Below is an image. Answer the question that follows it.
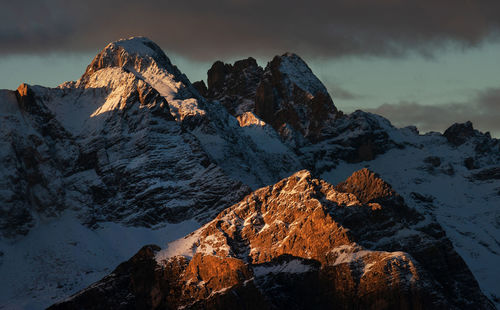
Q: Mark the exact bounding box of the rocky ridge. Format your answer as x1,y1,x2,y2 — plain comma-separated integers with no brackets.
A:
50,170,493,309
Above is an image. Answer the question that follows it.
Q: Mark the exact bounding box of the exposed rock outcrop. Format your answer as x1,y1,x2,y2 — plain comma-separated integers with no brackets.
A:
444,121,477,146
201,54,340,143
444,121,500,154
81,37,189,88
199,55,396,165
50,170,493,309
335,168,396,204
471,167,500,181
203,57,264,117
255,53,340,142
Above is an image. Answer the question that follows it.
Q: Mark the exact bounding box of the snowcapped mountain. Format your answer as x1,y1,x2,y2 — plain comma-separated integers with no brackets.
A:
0,36,499,309
1,37,252,308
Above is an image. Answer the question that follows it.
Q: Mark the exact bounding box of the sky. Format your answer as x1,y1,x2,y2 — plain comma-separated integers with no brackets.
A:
1,0,499,137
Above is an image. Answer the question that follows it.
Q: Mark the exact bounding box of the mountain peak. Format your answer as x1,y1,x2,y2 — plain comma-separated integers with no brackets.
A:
80,36,178,82
335,168,397,204
108,36,164,58
269,52,328,97
254,52,340,141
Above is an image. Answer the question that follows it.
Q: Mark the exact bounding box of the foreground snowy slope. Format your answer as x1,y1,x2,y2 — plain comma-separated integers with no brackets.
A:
0,214,199,309
0,36,498,308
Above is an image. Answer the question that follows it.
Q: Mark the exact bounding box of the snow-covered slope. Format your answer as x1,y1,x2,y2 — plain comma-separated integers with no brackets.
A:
0,212,199,309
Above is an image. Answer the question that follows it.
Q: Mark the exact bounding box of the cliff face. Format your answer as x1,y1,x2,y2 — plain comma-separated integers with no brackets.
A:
254,54,339,142
50,170,493,310
200,53,340,145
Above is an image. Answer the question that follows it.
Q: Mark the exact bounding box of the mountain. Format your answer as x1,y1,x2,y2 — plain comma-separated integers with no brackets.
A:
0,37,251,308
1,37,251,233
199,53,340,143
0,36,499,309
49,170,492,309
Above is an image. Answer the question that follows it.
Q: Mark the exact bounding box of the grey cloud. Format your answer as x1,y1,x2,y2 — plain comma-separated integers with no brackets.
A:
328,84,361,100
2,0,500,60
366,88,500,137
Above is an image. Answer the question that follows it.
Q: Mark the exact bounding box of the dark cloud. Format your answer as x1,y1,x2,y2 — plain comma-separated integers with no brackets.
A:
328,85,361,100
366,88,500,137
2,0,500,60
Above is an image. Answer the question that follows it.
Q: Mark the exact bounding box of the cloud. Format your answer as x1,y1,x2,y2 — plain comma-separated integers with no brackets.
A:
366,88,500,137
2,0,500,60
328,84,361,100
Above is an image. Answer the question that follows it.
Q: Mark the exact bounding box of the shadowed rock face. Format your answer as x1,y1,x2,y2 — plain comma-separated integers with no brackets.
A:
201,54,340,143
443,121,500,156
471,167,500,180
255,54,339,141
50,170,493,310
0,37,252,237
444,121,477,146
199,56,401,165
202,57,264,116
0,84,79,237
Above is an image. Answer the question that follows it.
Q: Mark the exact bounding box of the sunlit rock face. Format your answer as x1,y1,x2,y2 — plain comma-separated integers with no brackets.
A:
236,111,266,127
82,37,165,75
335,168,397,204
50,170,493,310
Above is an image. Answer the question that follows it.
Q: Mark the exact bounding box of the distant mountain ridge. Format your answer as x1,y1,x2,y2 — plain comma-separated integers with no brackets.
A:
0,37,499,309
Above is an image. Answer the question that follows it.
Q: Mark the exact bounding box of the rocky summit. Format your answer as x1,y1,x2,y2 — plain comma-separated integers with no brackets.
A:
0,37,499,309
49,170,492,309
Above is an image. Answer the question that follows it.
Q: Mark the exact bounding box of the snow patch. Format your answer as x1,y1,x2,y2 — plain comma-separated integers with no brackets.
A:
0,211,199,309
112,37,158,57
155,227,204,262
278,53,328,97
